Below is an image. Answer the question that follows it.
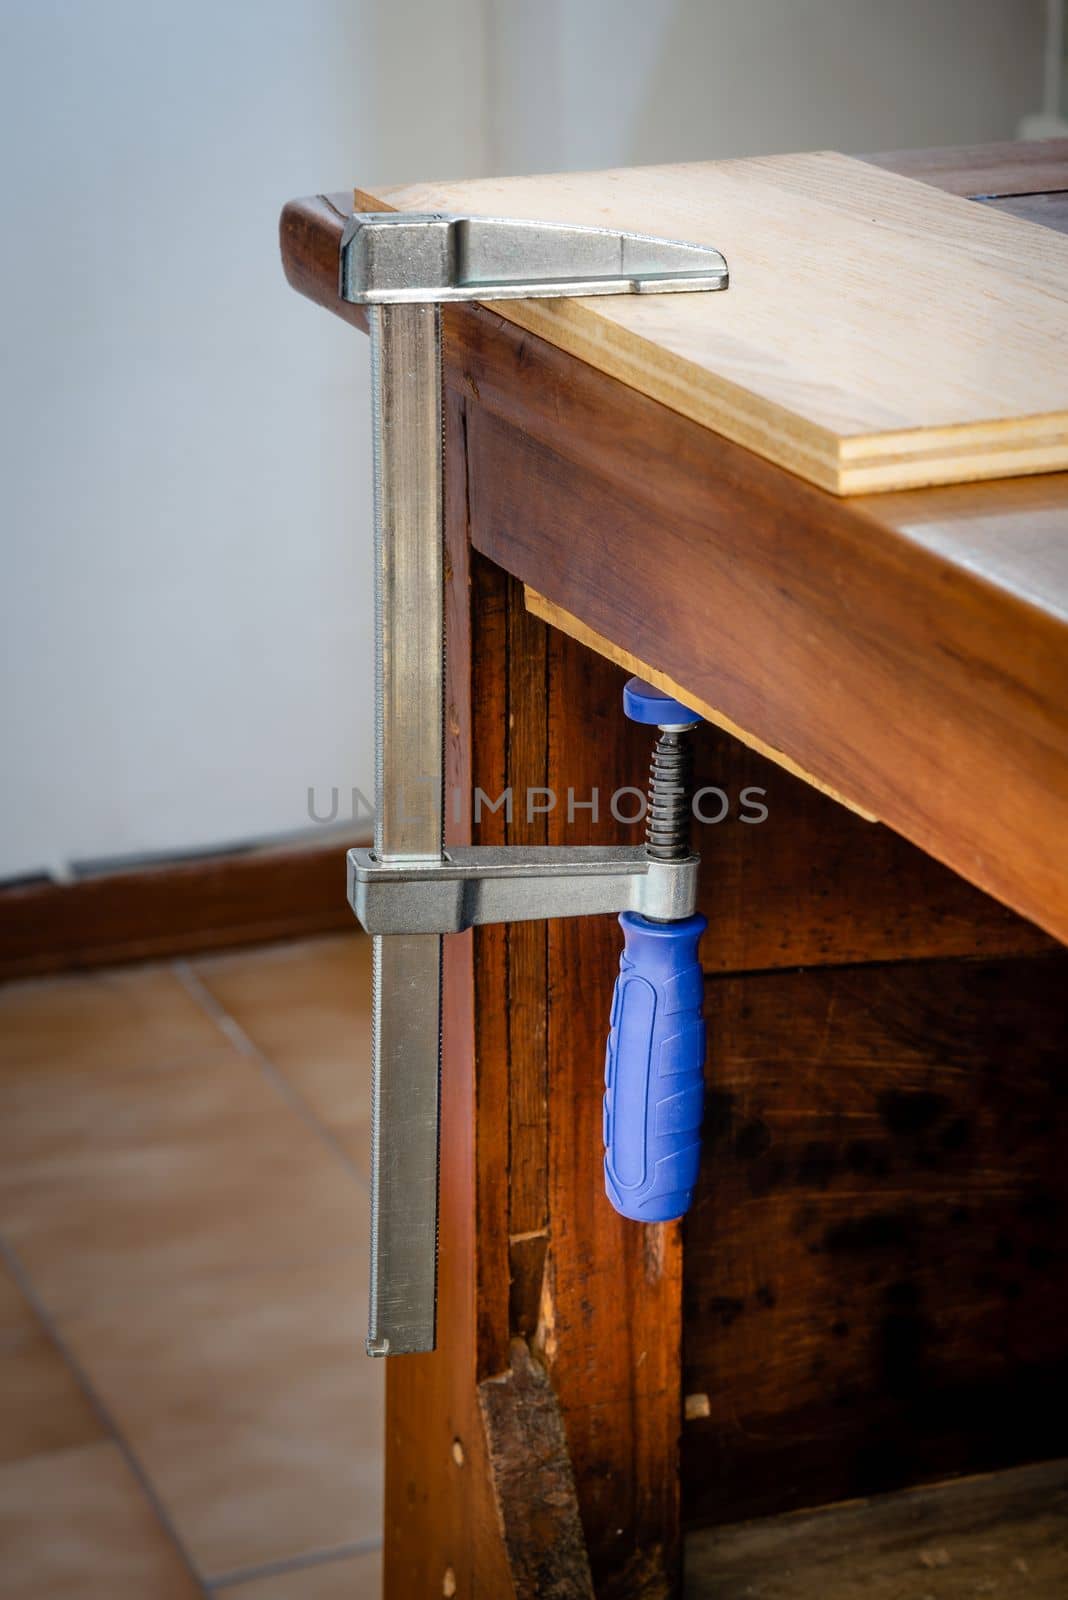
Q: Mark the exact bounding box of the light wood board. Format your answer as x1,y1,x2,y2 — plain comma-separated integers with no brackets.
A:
358,152,1068,495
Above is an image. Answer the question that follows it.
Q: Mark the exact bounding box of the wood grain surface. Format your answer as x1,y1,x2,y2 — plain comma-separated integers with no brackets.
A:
683,951,1068,1527
468,557,686,1594
502,626,1052,977
278,192,368,334
544,615,685,1597
461,570,1064,1573
359,152,1068,494
478,1341,595,1600
685,1457,1068,1599
524,588,877,819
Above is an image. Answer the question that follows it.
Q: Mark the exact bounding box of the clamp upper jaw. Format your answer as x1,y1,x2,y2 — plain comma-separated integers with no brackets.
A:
340,211,728,304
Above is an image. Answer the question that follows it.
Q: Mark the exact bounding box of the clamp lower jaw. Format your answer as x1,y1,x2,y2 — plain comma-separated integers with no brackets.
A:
349,844,699,937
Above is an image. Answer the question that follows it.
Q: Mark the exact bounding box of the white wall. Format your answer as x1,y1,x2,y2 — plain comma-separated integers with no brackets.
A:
1021,0,1068,136
0,0,488,880
486,0,1046,173
0,0,1046,880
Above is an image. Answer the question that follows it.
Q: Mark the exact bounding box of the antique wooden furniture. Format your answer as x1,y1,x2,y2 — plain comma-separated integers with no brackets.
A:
281,142,1068,1598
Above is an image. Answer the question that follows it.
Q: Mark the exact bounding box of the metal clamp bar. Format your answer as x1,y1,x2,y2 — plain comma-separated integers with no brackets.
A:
345,209,727,1358
349,845,699,936
365,302,444,1357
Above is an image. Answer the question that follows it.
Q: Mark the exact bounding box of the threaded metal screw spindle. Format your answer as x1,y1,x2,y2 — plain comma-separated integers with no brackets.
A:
645,727,695,861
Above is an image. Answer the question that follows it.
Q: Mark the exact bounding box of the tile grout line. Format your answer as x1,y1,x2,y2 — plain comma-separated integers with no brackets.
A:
209,1535,384,1591
174,960,369,1191
0,1232,212,1599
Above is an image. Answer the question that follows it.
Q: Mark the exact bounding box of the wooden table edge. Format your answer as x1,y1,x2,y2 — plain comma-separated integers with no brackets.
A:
277,145,1068,944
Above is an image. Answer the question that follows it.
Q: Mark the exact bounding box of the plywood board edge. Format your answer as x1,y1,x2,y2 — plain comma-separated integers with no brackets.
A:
839,438,1068,494
357,182,1068,498
489,296,845,492
355,184,843,492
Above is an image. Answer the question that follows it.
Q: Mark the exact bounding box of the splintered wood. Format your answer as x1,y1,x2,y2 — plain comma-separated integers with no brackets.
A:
358,152,1068,494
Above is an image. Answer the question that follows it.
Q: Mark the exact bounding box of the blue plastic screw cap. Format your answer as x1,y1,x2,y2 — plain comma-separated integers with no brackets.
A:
622,676,702,727
603,911,707,1222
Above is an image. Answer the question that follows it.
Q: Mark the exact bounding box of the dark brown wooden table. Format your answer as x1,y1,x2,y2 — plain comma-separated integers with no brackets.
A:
281,142,1068,1599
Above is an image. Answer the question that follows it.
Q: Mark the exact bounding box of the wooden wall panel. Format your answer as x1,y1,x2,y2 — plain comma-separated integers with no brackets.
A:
688,723,1052,973
472,604,1068,1551
545,625,684,1597
683,952,1068,1528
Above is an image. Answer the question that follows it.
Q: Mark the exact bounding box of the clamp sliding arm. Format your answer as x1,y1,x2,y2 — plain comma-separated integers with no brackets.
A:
344,210,727,1355
349,844,698,934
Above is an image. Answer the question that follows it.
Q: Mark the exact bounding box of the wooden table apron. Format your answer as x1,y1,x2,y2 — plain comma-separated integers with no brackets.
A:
278,142,1068,1599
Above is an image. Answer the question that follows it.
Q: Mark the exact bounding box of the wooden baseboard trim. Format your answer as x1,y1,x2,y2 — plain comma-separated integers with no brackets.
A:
0,838,367,983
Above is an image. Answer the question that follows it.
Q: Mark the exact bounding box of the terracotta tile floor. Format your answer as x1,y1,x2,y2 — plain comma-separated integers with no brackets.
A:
0,933,382,1597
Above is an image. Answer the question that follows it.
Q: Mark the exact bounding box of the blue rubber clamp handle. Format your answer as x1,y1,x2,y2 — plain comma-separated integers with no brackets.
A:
603,910,707,1222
